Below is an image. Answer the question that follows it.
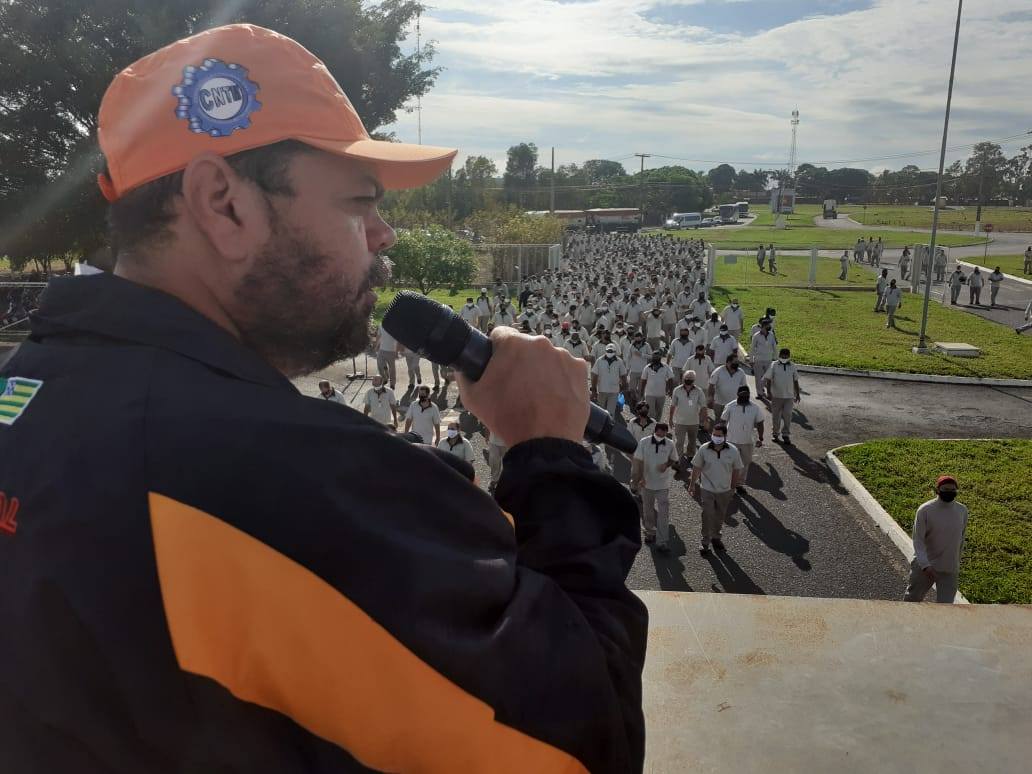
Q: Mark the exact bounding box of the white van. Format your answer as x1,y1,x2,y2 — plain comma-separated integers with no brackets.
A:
664,212,703,229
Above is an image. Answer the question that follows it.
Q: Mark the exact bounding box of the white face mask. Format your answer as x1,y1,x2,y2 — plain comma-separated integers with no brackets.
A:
447,429,458,439
711,435,726,445
779,358,790,364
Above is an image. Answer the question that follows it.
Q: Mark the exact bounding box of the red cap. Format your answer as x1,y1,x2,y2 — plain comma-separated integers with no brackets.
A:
936,475,958,487
97,24,456,202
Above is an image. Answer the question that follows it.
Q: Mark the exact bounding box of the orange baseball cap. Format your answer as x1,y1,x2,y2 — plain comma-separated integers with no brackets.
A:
97,24,457,202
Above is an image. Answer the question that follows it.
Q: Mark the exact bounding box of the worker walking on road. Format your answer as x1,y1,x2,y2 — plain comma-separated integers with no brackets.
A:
1024,246,1032,274
884,280,903,328
690,421,744,556
899,246,912,281
668,370,707,462
631,422,678,553
988,267,1004,308
720,385,764,494
968,267,984,306
948,267,966,305
764,348,801,445
903,476,968,604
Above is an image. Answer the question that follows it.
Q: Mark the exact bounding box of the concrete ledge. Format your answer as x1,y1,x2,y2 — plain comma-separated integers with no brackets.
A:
795,363,1032,388
955,259,1032,288
825,444,968,604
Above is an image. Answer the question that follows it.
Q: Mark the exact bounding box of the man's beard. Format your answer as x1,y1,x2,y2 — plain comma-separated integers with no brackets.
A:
234,219,390,377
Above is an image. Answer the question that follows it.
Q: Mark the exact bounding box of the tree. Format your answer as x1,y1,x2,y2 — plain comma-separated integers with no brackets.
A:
503,143,538,205
0,0,439,263
734,168,768,193
464,155,497,211
706,164,736,193
1007,145,1032,204
386,225,477,294
582,159,627,185
963,142,1008,205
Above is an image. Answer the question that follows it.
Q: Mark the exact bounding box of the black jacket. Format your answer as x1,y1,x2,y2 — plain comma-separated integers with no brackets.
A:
0,273,647,773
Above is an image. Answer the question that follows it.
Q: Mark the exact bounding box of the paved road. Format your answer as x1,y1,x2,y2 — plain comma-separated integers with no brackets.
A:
295,357,1032,601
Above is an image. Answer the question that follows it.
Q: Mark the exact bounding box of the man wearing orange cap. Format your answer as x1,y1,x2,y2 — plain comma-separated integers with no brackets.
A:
0,25,645,773
903,476,968,603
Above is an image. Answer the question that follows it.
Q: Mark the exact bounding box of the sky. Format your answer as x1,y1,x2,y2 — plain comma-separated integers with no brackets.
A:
381,0,1032,178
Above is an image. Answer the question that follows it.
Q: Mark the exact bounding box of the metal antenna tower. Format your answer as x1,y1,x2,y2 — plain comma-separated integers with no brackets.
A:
787,109,800,182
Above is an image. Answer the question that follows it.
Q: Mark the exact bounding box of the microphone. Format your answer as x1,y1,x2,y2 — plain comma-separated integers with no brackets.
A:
382,291,637,454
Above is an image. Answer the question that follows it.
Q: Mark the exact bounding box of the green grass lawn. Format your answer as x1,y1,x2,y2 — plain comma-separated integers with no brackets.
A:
839,205,1032,233
713,253,872,286
835,439,1032,604
666,206,986,251
707,285,1032,379
957,254,1030,277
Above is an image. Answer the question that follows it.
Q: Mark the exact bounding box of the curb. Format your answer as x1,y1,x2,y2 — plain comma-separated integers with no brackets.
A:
795,364,1032,388
955,260,1032,289
825,445,969,604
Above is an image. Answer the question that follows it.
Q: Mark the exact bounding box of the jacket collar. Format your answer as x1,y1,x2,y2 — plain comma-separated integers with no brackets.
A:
30,273,296,393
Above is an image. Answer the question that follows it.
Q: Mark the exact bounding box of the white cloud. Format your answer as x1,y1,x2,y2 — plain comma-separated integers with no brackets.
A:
386,0,1032,173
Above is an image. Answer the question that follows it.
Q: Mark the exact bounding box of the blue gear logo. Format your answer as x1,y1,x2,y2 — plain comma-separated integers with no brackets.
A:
171,58,261,137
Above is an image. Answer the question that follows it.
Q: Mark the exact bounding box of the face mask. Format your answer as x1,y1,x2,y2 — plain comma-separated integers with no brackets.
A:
779,358,790,364
447,429,458,439
374,386,384,393
684,381,694,388
711,435,725,446
680,334,689,340
738,394,749,404
939,490,957,502
732,304,739,309
420,394,430,402
729,362,739,370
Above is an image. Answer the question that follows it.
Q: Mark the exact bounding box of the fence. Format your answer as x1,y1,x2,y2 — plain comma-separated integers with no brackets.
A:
473,243,562,285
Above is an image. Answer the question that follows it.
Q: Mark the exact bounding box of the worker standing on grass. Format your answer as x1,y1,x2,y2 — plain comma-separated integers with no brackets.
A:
903,476,968,603
884,280,903,328
768,244,777,275
839,250,849,280
1024,246,1032,274
874,268,889,312
756,244,766,271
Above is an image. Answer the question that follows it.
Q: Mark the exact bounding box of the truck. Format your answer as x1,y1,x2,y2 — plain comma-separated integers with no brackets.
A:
585,208,642,233
823,199,837,219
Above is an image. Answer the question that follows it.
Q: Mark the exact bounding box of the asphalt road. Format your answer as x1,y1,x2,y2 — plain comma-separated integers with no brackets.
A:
296,358,1032,601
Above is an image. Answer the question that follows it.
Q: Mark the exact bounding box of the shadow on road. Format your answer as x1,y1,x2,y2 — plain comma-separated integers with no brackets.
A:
649,527,694,592
737,491,812,571
704,550,766,595
782,443,849,495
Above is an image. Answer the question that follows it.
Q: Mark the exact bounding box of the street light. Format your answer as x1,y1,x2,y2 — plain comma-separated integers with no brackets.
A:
916,0,963,354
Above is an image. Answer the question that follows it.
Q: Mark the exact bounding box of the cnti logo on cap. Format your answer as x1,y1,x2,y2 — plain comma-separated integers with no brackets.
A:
172,58,261,137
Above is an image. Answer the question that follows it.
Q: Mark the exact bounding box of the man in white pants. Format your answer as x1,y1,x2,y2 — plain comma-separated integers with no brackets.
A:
764,348,800,445
749,320,777,400
363,375,398,428
721,385,764,494
988,267,1004,308
690,422,744,555
375,324,398,389
475,288,493,331
591,344,628,419
631,422,678,553
904,476,968,603
486,428,508,493
668,370,706,462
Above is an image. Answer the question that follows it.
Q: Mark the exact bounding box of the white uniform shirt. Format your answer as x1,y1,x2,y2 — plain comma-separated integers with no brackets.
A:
475,296,493,316
703,319,722,341
683,354,714,385
493,308,516,327
565,338,590,359
750,331,777,360
764,361,799,399
438,436,476,464
634,435,678,490
668,337,696,370
459,303,479,325
884,287,903,307
690,299,712,320
721,305,744,330
320,388,347,404
629,417,657,443
710,365,747,405
969,271,984,288
670,384,705,425
364,387,396,425
948,271,965,289
661,302,678,325
622,340,653,373
644,312,665,338
721,400,763,445
691,442,743,494
405,401,441,443
988,270,1004,286
911,498,969,573
641,363,673,397
592,356,627,392
710,334,739,366
377,326,397,353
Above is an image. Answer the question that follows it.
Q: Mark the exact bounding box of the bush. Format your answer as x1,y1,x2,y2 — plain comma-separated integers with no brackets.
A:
386,225,477,295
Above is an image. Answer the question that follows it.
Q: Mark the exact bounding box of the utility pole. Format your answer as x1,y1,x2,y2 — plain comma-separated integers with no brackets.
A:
635,153,651,224
916,0,963,354
415,10,422,145
550,147,556,213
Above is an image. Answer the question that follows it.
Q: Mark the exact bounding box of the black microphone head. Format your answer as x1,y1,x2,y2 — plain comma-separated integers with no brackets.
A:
382,291,471,366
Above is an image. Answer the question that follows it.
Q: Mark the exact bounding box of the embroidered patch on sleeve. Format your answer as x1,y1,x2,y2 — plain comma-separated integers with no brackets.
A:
0,377,43,426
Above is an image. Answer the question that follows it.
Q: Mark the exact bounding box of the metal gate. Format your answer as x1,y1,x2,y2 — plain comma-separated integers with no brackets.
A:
473,244,562,285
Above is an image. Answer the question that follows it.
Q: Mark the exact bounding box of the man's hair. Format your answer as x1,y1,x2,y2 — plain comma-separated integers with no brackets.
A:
780,348,790,357
712,421,728,433
105,139,316,258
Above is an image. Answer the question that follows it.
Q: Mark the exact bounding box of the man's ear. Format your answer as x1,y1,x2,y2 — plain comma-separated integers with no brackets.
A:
179,152,274,263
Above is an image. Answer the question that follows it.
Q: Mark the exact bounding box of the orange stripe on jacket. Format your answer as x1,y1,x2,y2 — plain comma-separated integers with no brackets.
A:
148,492,586,774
